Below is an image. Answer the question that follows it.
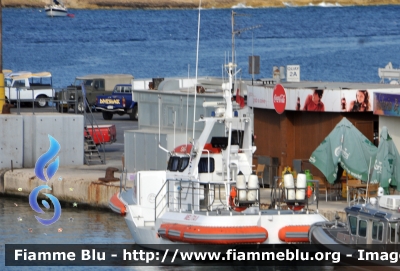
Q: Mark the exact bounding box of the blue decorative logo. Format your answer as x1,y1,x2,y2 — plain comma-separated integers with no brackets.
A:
29,135,62,226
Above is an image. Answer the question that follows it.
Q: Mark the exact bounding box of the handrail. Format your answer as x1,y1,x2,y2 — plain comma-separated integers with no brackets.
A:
154,179,170,220
83,94,106,165
271,176,320,211
154,178,264,218
5,86,60,115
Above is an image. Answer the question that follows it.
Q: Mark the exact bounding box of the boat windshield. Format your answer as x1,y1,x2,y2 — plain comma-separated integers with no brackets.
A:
167,156,190,172
349,216,357,235
167,156,214,173
358,220,367,237
372,221,384,241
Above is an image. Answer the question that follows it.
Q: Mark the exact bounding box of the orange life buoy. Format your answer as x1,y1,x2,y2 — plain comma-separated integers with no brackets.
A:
229,186,247,212
287,203,305,211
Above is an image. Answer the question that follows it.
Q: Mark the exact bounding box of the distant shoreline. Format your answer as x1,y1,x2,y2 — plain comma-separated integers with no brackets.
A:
3,0,400,10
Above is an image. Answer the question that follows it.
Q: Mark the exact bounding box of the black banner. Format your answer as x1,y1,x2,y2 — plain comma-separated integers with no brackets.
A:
5,244,400,266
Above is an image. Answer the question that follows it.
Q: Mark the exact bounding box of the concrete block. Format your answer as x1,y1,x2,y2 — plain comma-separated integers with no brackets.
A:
23,114,84,168
0,115,23,169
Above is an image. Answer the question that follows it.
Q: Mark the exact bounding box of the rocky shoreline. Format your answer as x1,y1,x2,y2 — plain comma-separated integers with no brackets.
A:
3,0,400,10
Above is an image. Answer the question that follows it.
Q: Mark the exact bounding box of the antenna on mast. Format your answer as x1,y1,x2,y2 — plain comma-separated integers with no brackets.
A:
230,11,261,93
192,0,201,141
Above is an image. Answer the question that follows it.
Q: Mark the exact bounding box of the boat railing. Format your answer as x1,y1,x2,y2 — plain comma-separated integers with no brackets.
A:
271,176,320,211
154,179,221,219
154,179,261,220
232,187,261,207
154,179,170,220
119,167,128,194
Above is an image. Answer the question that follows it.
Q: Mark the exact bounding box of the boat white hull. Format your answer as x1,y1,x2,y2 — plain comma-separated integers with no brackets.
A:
124,204,327,246
45,7,67,17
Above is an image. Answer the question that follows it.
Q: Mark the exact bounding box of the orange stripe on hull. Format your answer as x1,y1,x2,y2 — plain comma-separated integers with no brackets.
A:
158,223,268,244
278,225,310,243
109,192,126,216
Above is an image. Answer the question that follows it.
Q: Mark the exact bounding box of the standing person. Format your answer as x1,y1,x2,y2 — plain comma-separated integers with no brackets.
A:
341,96,347,111
348,90,370,112
303,89,325,111
296,97,301,111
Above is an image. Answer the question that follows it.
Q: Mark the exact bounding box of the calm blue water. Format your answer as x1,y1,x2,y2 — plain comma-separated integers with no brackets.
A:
4,5,400,88
1,5,397,270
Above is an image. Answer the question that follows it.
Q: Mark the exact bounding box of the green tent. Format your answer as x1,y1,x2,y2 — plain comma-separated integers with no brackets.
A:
370,127,400,192
309,118,377,184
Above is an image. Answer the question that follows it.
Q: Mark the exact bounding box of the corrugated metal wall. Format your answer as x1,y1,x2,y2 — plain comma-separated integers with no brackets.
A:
254,108,378,177
0,114,84,169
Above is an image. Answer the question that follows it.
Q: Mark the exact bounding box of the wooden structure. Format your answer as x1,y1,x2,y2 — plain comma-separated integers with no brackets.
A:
253,109,378,177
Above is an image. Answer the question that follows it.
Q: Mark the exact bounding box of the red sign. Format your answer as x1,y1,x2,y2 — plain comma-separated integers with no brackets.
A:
273,84,286,114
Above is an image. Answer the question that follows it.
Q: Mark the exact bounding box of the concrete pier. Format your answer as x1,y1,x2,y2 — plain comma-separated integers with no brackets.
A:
0,159,350,221
0,160,124,209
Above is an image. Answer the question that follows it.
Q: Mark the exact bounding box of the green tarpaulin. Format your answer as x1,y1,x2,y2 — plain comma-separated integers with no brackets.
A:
309,118,377,184
370,127,400,192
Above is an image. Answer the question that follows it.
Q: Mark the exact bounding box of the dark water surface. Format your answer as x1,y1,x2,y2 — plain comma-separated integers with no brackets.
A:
4,6,400,88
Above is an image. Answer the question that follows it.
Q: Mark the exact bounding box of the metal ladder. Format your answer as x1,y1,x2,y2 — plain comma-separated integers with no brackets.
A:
83,99,106,165
84,125,104,165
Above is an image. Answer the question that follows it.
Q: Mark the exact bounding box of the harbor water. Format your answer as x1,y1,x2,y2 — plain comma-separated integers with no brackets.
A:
4,5,400,88
2,4,400,270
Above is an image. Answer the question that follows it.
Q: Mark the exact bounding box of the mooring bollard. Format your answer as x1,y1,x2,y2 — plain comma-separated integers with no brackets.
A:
2,103,15,114
98,167,119,183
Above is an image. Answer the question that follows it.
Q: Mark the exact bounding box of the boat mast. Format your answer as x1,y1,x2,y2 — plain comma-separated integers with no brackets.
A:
230,11,261,94
231,11,237,94
192,0,202,142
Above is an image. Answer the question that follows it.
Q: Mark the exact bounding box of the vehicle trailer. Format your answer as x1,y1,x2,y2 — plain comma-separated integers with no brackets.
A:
84,124,117,146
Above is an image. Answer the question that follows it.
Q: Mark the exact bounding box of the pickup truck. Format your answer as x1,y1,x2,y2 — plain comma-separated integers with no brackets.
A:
85,124,117,146
55,74,134,113
4,71,55,107
95,84,138,120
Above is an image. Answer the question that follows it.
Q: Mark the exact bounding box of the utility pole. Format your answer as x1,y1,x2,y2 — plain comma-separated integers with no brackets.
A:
0,0,4,113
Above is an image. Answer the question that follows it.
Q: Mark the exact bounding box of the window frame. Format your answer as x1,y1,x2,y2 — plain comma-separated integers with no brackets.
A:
372,220,384,241
358,219,367,237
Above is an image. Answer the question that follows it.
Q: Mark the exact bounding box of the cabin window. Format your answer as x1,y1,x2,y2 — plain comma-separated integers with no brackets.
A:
167,157,180,171
372,221,384,241
358,220,367,237
179,157,189,172
389,223,397,243
231,130,244,148
84,80,93,87
5,78,12,87
398,224,400,244
114,86,122,93
14,80,25,88
349,216,357,235
168,157,190,172
198,158,215,173
93,80,104,90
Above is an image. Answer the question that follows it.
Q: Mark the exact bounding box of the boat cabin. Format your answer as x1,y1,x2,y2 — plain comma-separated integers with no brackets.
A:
342,196,400,245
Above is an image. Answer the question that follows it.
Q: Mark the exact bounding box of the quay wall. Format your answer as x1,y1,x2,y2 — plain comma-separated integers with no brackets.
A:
0,165,347,221
0,113,84,170
1,167,123,208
